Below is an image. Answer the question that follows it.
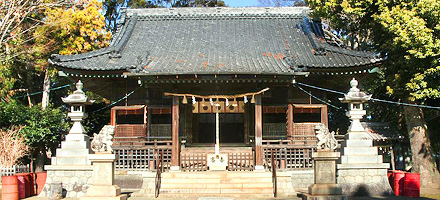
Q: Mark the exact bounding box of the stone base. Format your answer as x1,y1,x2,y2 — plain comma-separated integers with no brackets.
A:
337,166,393,196
308,183,342,195
84,185,121,197
80,194,127,200
301,193,348,200
39,165,93,198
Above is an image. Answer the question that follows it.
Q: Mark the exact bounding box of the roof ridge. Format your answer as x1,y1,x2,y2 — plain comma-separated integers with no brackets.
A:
126,7,309,17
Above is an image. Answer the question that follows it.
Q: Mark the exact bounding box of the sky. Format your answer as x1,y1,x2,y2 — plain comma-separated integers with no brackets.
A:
223,0,261,7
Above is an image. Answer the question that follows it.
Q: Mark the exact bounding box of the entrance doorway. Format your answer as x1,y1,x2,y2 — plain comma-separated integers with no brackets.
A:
197,113,244,144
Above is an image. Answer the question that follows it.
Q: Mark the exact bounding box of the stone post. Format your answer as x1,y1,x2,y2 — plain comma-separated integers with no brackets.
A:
302,124,347,200
80,154,127,200
303,150,347,200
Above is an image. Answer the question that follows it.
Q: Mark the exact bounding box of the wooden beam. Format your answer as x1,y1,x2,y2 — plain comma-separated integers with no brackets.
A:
171,96,180,168
255,94,263,167
287,104,293,139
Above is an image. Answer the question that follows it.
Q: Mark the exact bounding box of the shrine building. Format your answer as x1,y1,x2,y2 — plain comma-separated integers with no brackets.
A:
49,7,384,197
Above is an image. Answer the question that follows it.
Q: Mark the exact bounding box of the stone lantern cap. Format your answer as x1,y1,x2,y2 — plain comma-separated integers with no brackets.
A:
62,80,94,105
339,78,372,103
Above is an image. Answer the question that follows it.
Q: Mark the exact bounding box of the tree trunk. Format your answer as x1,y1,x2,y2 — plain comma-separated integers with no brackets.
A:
403,104,440,190
34,149,46,172
41,69,50,110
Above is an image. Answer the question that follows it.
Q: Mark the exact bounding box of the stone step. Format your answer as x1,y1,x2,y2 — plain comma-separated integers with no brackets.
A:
161,182,273,189
342,147,378,155
344,132,372,140
159,171,274,197
61,141,90,149
155,193,275,199
160,188,273,194
65,134,90,141
56,148,91,156
52,156,90,165
161,177,272,184
162,172,271,179
342,140,373,147
340,155,382,164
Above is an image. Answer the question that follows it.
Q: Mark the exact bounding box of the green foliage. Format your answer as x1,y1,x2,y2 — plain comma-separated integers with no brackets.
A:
307,0,440,104
0,101,69,151
307,0,440,160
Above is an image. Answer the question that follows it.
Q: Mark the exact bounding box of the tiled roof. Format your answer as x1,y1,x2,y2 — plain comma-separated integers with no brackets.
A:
49,7,384,76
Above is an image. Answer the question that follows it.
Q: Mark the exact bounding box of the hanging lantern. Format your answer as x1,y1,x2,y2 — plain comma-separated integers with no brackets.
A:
192,96,196,105
251,95,255,103
215,98,221,107
182,95,188,104
232,98,238,107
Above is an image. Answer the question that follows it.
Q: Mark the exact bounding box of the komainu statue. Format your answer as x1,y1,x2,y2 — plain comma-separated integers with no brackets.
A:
91,125,115,153
314,123,338,151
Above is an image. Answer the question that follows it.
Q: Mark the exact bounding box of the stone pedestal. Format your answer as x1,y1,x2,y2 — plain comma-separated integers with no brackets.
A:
304,150,347,200
80,154,127,200
337,131,392,196
207,154,228,171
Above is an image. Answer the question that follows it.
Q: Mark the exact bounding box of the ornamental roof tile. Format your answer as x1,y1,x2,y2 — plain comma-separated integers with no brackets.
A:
49,7,384,76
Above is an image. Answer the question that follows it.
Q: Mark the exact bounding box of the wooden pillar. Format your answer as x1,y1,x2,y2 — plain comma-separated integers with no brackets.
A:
287,104,294,139
321,105,328,127
110,108,116,126
171,96,180,170
255,94,263,169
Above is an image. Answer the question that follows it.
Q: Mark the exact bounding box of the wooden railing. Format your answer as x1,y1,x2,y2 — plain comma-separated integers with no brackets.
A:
271,150,277,198
263,123,286,139
228,152,254,171
180,153,208,171
263,146,315,170
114,144,172,171
293,123,318,136
115,124,146,138
155,151,163,198
113,140,172,147
150,124,172,138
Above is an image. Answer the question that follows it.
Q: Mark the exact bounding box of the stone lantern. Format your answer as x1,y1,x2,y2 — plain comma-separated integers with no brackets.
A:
62,80,94,136
50,80,94,166
339,78,372,132
336,78,391,196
